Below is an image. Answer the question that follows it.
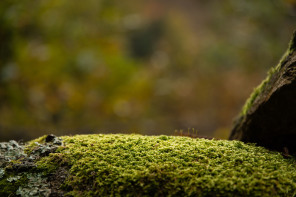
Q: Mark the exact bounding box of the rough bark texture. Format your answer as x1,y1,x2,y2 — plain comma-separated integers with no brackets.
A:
229,31,296,155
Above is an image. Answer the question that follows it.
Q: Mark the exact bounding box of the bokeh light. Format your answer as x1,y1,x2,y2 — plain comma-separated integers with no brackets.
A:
0,0,295,141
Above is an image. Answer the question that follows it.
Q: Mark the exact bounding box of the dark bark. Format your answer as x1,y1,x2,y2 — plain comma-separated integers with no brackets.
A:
229,31,296,155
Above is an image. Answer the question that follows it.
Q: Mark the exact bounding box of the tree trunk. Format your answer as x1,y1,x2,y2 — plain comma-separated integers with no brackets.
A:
229,31,296,155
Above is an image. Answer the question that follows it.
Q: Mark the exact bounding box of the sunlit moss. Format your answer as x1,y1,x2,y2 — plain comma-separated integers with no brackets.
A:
34,134,296,196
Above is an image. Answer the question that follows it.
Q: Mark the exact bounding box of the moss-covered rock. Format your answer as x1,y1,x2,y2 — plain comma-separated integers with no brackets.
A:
240,31,296,117
229,31,296,155
1,134,296,196
0,136,64,197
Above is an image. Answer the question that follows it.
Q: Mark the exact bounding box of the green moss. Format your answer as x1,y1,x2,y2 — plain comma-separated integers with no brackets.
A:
34,134,296,196
241,31,296,116
0,172,28,197
24,135,48,154
241,63,280,115
36,152,69,174
288,30,296,54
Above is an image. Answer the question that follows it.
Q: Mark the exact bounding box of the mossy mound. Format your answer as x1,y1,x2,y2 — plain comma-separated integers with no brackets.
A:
1,134,296,196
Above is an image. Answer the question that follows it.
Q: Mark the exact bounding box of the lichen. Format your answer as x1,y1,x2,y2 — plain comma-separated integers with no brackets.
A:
16,173,51,197
0,135,64,197
36,134,296,196
24,135,48,155
0,171,51,197
0,172,28,197
24,134,62,155
0,140,26,161
0,168,4,178
7,175,22,182
0,140,27,196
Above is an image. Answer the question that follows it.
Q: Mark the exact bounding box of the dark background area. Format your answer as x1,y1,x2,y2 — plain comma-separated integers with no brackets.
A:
0,0,296,141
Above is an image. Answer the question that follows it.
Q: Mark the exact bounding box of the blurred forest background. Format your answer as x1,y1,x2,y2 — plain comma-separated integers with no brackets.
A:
0,0,296,141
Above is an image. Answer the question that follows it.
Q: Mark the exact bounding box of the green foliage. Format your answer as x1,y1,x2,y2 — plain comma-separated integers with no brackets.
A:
34,134,296,196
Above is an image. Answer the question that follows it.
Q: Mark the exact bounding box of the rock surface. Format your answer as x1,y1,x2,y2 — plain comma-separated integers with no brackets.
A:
229,31,296,155
0,135,66,197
